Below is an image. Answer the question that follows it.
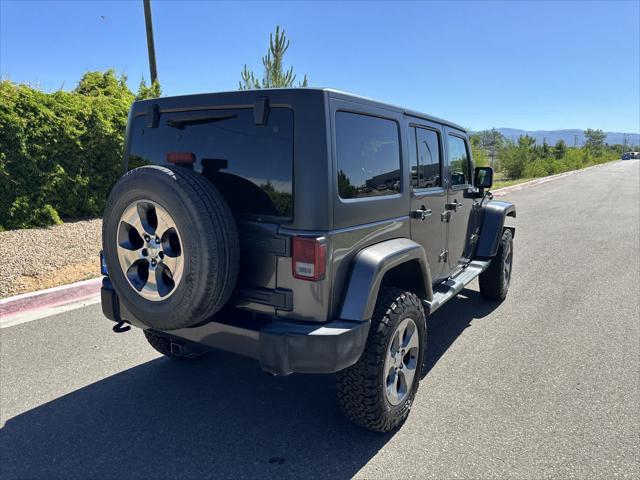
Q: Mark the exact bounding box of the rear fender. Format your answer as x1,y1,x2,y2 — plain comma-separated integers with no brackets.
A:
338,238,432,321
476,200,516,258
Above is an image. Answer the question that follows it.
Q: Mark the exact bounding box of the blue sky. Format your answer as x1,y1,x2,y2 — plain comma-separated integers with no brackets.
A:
1,0,639,132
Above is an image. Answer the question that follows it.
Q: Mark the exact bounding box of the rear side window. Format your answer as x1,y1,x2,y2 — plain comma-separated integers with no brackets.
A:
128,107,293,219
335,112,401,199
409,126,442,189
447,135,470,186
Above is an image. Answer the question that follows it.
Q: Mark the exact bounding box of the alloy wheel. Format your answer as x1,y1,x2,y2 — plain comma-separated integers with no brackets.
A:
503,240,513,289
383,317,420,406
116,200,184,301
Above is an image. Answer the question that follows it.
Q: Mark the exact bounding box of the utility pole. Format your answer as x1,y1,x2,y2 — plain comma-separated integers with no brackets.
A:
143,0,158,84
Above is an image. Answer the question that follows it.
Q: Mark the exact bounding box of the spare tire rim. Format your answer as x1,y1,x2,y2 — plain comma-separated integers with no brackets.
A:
384,317,420,406
116,200,184,301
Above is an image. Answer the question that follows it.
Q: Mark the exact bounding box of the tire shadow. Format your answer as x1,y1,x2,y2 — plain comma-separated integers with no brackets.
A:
0,352,390,479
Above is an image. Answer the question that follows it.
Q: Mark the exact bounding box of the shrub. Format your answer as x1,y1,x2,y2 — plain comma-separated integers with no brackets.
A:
495,137,617,181
0,70,159,230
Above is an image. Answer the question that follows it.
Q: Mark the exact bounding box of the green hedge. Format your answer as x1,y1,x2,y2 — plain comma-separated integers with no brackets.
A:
0,70,159,230
497,139,617,181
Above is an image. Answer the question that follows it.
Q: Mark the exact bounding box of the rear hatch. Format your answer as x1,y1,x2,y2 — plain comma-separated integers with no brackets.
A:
125,101,294,315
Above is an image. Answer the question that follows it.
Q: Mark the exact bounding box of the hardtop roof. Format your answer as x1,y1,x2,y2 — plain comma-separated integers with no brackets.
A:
135,87,467,133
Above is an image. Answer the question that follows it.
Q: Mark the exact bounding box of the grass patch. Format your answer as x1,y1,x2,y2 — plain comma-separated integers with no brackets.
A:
493,178,535,189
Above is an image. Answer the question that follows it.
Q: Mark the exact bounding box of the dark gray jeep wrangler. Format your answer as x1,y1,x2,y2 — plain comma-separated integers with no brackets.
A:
101,88,515,432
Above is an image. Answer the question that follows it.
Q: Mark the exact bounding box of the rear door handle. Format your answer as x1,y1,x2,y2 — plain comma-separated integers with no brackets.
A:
411,207,432,221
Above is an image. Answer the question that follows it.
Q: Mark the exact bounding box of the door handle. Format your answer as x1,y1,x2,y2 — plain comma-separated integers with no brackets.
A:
445,201,464,212
411,207,432,221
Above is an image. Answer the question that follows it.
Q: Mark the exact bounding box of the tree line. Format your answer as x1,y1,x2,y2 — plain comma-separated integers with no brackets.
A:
470,128,620,181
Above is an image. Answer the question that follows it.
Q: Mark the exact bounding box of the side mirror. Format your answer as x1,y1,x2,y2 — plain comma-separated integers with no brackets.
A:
474,166,493,190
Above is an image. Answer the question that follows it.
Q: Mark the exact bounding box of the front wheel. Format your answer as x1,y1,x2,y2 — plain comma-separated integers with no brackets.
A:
479,229,514,301
336,287,426,432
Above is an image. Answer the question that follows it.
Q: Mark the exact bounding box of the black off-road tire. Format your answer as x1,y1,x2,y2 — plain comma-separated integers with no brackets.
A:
102,165,239,330
479,229,513,301
144,330,208,359
336,287,426,433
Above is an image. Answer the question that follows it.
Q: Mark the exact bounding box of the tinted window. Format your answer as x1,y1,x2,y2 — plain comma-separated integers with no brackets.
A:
415,127,441,188
129,108,293,218
447,135,470,186
336,112,401,199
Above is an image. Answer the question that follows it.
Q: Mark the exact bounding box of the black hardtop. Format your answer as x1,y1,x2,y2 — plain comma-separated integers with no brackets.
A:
132,87,467,132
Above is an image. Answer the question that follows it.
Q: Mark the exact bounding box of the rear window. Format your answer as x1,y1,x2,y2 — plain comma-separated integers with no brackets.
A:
128,107,293,219
335,112,401,199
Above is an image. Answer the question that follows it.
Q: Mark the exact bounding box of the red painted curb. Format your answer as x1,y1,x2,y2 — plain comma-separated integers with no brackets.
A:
0,277,102,318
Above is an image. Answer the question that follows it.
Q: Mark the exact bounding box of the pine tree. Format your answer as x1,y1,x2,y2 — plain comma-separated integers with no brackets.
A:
135,76,162,100
239,26,308,89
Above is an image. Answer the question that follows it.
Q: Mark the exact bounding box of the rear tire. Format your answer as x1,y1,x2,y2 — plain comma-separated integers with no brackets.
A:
336,287,426,432
144,330,208,359
479,229,513,301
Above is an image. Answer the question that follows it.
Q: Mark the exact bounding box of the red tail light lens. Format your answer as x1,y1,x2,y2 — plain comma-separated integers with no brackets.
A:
292,237,326,281
166,152,195,164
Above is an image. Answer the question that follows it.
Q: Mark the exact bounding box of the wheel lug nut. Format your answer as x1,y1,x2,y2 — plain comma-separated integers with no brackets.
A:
144,234,150,242
159,251,164,259
155,236,160,244
151,259,157,267
141,248,148,257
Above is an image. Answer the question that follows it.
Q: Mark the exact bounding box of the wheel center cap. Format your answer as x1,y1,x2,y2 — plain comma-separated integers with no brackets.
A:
147,243,160,258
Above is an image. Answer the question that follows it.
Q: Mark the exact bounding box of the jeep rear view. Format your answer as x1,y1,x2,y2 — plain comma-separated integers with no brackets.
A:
101,88,515,432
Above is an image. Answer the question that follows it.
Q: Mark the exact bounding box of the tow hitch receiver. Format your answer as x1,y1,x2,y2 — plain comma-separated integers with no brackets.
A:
170,341,184,356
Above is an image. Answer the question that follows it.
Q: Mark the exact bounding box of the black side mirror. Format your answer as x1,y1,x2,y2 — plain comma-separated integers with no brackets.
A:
474,166,493,190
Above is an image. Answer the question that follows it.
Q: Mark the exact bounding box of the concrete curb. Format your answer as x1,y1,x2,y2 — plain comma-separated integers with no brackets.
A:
0,277,102,321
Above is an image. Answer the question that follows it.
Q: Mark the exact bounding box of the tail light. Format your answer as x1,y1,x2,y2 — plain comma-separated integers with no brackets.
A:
292,237,326,281
166,152,195,164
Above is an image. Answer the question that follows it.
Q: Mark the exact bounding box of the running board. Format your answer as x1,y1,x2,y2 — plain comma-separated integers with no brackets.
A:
423,260,491,315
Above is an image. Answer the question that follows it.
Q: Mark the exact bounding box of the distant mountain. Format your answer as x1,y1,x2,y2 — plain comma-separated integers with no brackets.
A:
493,128,640,147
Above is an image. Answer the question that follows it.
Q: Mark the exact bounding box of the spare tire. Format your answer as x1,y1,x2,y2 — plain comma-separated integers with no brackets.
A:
102,165,239,330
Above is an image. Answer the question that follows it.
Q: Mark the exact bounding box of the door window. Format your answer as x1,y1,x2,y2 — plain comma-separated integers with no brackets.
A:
447,135,471,186
409,126,442,189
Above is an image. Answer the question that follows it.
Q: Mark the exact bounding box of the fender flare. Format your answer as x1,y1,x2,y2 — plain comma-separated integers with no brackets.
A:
476,200,516,258
338,238,433,321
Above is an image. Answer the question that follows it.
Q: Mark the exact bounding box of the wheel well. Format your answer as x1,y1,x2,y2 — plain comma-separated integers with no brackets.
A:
380,260,428,301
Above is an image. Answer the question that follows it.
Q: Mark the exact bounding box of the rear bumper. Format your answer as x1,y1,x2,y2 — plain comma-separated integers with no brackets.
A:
101,278,370,376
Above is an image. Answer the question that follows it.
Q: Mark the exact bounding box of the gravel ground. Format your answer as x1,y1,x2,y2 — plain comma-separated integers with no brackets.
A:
0,219,102,298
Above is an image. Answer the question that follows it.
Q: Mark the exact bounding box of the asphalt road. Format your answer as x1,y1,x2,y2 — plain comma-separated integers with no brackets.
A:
1,161,638,479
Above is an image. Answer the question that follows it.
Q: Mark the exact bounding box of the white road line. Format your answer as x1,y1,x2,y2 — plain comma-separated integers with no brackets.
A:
0,295,101,329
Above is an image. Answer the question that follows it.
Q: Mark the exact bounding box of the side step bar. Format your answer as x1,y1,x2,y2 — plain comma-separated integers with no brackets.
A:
423,260,491,315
